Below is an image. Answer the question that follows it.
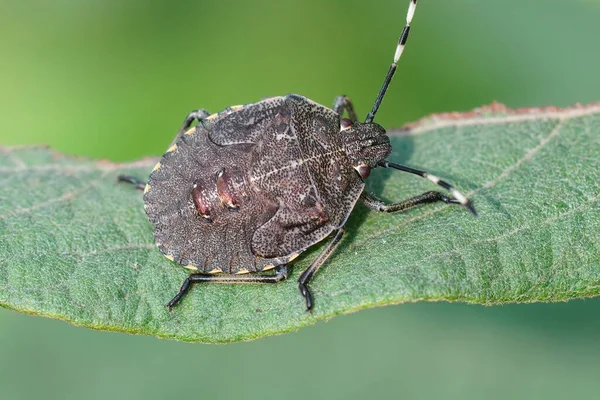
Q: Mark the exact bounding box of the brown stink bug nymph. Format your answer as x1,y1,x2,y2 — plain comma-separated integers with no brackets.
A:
119,0,476,311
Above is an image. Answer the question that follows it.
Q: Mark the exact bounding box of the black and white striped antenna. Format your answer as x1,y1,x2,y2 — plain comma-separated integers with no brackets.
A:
365,0,417,124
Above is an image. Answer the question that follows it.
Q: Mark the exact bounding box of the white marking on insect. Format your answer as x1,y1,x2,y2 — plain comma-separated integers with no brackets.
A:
407,0,417,23
451,189,469,205
393,45,405,64
275,126,293,140
426,174,441,184
250,150,342,183
393,0,416,64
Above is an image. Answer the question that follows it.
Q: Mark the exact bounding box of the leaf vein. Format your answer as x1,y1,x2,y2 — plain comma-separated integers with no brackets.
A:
64,243,156,258
378,190,599,276
0,171,110,220
350,119,569,249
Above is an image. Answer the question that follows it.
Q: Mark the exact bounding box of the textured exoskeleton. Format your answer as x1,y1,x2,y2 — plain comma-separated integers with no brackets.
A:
144,95,389,274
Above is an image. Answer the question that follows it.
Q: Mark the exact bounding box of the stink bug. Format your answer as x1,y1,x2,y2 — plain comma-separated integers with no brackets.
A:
119,0,475,311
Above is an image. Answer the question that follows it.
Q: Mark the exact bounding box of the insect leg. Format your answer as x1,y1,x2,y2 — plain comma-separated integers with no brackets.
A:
366,160,476,215
362,190,464,213
166,265,289,310
298,229,344,311
117,175,146,190
170,109,211,146
117,109,211,191
333,96,358,122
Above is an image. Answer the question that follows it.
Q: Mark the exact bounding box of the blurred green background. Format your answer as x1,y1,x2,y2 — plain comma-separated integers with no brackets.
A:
1,0,600,399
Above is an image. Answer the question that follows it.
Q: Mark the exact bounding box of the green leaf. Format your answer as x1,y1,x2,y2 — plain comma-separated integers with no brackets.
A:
1,102,599,343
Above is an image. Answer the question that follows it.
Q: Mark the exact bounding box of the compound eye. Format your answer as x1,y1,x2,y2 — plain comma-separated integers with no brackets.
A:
355,164,371,179
340,118,353,131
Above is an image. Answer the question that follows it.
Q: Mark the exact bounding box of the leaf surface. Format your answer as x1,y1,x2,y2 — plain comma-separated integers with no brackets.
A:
1,102,599,343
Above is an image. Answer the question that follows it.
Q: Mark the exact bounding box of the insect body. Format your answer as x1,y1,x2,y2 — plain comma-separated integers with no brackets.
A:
119,0,475,311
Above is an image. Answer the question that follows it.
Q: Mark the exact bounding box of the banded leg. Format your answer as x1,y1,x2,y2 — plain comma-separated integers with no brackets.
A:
117,175,146,190
366,0,417,123
362,191,460,213
333,96,358,122
371,160,476,214
167,265,289,310
170,109,211,147
298,229,344,311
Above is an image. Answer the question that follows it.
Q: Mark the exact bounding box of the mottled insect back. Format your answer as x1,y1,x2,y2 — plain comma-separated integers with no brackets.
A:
145,95,365,272
119,0,475,311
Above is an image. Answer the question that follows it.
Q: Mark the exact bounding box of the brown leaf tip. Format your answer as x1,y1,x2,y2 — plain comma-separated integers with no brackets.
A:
392,100,600,136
